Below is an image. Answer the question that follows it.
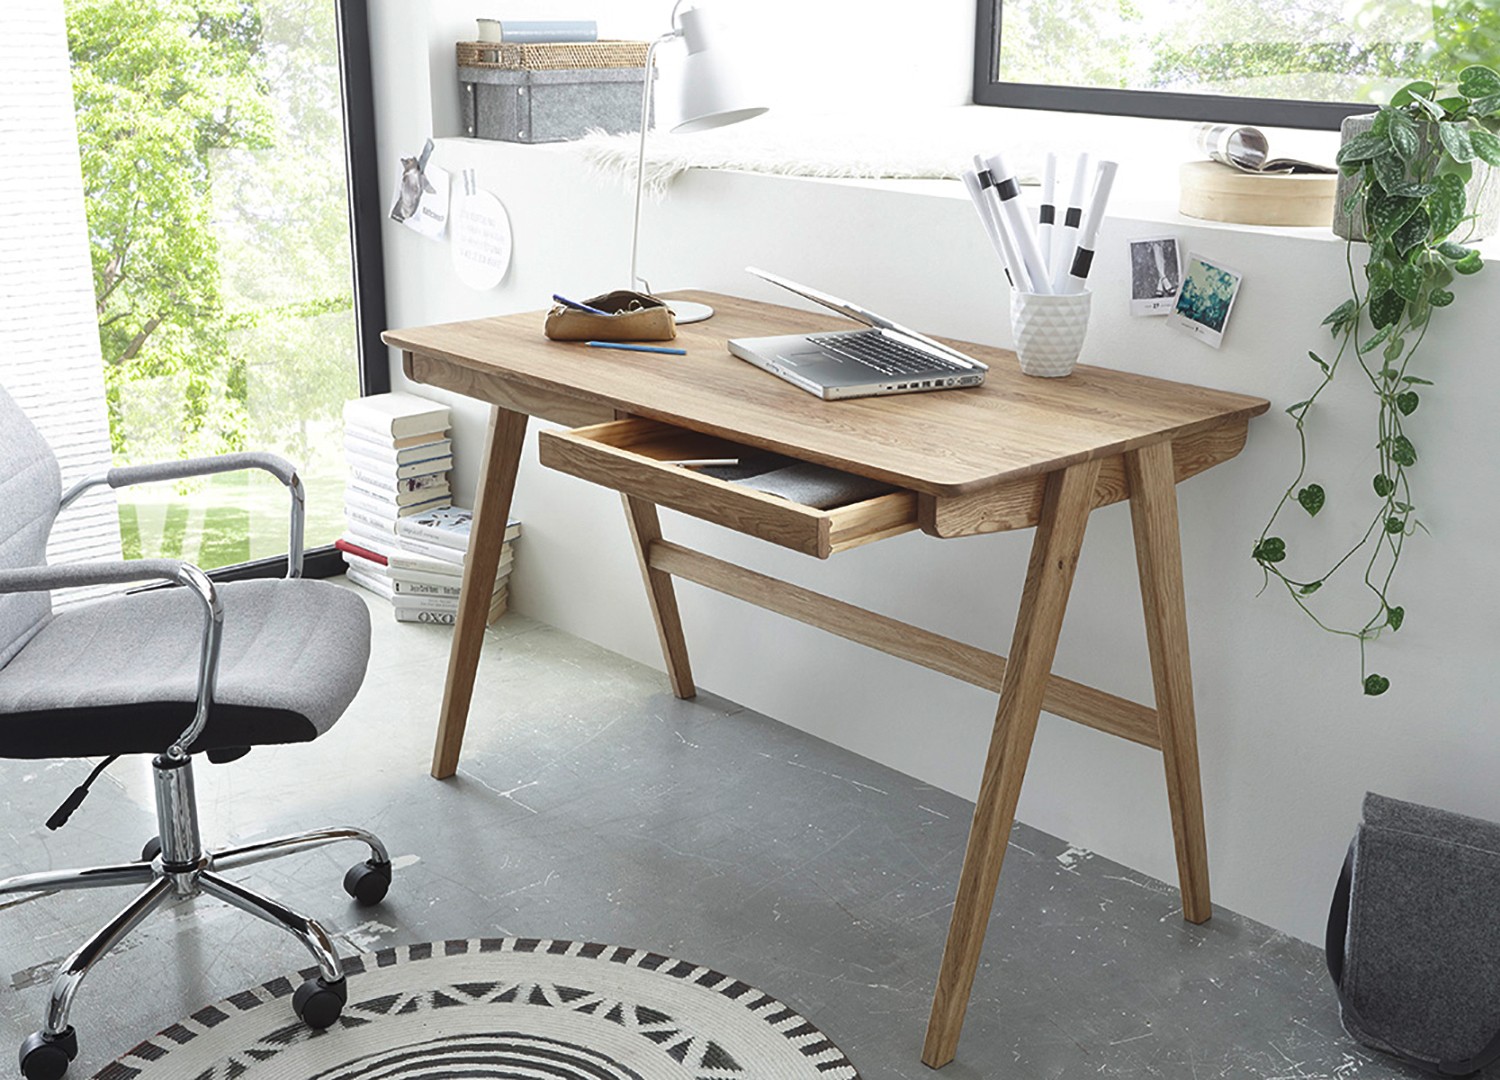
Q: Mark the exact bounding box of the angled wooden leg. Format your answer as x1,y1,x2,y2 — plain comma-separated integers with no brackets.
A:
922,459,1101,1069
622,495,696,699
1126,439,1212,924
432,406,528,780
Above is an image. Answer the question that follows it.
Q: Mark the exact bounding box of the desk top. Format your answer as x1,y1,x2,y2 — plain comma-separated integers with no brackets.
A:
384,292,1269,497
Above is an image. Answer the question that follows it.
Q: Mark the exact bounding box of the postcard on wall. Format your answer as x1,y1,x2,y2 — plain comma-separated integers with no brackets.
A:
389,138,449,240
1167,252,1243,349
1128,236,1182,316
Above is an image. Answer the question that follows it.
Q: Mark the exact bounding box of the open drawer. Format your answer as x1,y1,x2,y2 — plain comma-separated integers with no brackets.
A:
538,418,918,559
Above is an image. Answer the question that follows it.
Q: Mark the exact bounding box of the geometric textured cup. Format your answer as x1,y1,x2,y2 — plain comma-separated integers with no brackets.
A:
1011,289,1092,378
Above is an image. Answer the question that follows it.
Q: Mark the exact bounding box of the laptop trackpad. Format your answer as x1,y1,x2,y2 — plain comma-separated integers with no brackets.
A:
777,346,839,369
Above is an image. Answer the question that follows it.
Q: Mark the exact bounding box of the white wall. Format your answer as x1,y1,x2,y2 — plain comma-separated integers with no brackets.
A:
368,4,1500,946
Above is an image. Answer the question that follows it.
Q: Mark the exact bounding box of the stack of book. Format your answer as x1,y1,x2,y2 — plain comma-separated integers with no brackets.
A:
339,393,518,625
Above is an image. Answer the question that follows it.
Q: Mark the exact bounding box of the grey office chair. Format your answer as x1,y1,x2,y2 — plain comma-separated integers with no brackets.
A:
0,384,392,1080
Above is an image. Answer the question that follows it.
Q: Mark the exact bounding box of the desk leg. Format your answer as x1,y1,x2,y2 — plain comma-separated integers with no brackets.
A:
922,460,1101,1069
432,406,528,780
622,495,696,699
1126,440,1212,924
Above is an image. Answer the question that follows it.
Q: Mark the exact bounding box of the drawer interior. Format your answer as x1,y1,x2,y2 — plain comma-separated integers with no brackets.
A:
539,418,918,558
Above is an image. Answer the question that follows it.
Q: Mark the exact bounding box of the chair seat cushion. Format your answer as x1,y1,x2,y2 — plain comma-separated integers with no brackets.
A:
0,579,371,758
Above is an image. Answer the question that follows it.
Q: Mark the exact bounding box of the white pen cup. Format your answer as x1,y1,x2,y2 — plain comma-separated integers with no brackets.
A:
1010,289,1092,378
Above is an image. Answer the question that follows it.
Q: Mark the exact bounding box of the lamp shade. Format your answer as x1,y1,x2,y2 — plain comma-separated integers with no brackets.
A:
670,6,768,134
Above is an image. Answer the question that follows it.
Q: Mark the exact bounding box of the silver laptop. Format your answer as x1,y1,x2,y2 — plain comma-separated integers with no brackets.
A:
728,267,987,401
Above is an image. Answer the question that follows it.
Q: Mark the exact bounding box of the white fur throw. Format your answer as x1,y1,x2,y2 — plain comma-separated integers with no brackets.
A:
578,108,1046,197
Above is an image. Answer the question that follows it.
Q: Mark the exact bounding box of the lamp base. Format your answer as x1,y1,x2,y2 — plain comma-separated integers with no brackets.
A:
667,299,715,324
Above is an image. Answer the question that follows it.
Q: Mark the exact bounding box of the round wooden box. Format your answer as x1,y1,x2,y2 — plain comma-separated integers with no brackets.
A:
1178,161,1337,227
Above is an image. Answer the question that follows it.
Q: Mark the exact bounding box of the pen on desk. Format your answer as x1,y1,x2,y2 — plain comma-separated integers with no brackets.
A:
585,340,687,355
553,293,611,315
664,458,739,468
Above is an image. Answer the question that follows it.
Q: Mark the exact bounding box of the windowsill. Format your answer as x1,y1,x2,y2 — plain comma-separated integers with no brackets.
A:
431,104,1495,253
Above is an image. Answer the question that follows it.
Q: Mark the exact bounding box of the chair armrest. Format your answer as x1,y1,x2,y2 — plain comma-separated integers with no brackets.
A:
0,560,225,759
106,451,298,489
60,452,307,578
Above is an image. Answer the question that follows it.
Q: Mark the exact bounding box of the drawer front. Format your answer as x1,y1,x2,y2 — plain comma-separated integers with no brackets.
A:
538,418,916,558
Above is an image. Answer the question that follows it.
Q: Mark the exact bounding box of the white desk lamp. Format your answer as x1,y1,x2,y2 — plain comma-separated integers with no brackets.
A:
629,2,767,323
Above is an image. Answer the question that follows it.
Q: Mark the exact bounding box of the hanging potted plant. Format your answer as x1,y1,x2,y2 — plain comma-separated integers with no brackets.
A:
1251,66,1500,696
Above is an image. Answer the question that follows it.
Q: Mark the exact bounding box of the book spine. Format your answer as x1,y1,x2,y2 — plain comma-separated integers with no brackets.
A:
388,564,462,588
334,537,389,566
343,439,452,466
384,548,461,574
345,489,446,519
346,480,452,509
396,522,470,551
347,476,451,504
345,469,450,495
391,593,460,613
346,455,453,483
395,608,456,625
392,579,462,598
344,505,399,535
396,533,467,564
395,522,469,554
345,567,395,601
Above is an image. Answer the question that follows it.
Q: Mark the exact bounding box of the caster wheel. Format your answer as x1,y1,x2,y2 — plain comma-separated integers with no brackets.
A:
292,976,347,1030
19,1028,76,1080
139,837,161,863
343,860,392,906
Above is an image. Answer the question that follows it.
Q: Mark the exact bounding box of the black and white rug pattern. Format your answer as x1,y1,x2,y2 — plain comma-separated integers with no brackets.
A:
94,937,861,1079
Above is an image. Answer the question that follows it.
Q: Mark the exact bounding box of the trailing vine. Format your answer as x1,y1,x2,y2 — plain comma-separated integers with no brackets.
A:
1252,67,1500,696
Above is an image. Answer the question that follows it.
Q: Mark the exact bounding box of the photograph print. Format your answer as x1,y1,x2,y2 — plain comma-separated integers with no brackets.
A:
1167,252,1243,349
1129,236,1182,316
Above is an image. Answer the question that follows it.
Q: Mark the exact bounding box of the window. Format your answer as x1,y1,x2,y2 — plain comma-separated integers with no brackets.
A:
19,0,388,583
974,0,1488,128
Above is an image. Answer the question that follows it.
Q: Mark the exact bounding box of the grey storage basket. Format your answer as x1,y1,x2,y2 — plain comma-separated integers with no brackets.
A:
1326,793,1500,1076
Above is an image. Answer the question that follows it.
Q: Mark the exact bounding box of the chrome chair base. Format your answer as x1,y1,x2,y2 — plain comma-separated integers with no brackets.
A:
0,755,392,1080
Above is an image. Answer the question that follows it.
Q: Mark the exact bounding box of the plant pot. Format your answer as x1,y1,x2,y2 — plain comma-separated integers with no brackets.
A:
1011,289,1091,378
1333,113,1500,242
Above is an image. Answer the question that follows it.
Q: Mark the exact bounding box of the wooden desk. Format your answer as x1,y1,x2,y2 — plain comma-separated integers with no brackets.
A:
382,292,1269,1068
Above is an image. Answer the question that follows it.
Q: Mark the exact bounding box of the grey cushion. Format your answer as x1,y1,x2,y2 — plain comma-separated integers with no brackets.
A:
0,579,371,758
0,384,60,667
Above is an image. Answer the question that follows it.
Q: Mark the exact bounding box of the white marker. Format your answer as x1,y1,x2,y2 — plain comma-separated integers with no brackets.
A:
1060,159,1118,295
982,150,1051,293
1052,152,1091,294
972,159,1033,293
1039,152,1057,279
960,167,1015,288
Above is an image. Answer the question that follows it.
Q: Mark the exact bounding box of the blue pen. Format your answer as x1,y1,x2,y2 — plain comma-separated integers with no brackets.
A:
585,341,687,356
553,293,612,315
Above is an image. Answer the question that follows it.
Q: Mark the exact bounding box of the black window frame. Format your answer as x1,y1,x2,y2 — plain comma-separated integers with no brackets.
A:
972,0,1368,130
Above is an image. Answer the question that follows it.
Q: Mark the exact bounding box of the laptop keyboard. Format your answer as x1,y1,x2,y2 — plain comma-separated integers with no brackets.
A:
811,329,966,377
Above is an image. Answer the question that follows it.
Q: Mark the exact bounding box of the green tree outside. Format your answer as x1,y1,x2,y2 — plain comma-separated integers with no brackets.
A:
68,0,357,567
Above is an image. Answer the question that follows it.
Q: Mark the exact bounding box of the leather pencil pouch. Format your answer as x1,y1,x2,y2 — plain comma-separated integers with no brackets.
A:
544,290,677,342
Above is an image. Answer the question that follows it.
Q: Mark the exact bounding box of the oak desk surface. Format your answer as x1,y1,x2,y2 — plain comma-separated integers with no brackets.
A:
383,291,1269,498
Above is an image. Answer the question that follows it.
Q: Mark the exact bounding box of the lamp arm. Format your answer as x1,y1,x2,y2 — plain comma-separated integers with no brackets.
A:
629,30,680,295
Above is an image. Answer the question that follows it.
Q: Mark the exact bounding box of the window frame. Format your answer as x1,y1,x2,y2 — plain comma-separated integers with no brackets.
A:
972,0,1369,130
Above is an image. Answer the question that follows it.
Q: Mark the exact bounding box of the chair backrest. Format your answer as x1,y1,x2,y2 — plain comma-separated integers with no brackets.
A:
0,383,61,666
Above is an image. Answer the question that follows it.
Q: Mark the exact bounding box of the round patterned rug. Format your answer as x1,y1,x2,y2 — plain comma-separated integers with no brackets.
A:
92,938,861,1079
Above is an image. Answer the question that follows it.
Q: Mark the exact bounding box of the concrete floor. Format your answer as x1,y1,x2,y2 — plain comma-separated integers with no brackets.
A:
0,583,1424,1079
